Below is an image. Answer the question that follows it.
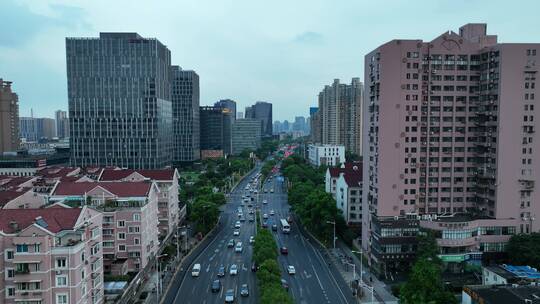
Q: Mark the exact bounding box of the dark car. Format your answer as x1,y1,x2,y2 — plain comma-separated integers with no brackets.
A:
280,247,288,255
217,265,226,277
211,279,221,293
240,284,249,297
251,262,258,272
272,224,278,231
262,221,268,228
281,279,289,291
227,239,235,248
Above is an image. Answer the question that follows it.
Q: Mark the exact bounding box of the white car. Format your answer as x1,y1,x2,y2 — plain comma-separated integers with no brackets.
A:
263,213,268,219
235,221,241,228
235,242,243,253
287,265,296,275
263,200,268,205
233,230,240,236
249,236,255,244
230,264,238,275
270,210,275,216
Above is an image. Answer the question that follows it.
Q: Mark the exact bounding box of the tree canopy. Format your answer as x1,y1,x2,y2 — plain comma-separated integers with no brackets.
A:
506,233,540,269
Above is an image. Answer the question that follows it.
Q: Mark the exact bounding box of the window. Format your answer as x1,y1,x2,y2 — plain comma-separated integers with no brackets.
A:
56,294,68,304
117,220,125,228
16,244,28,253
128,226,140,233
56,258,67,269
134,238,140,245
6,287,15,297
91,227,100,239
133,213,141,221
6,268,14,279
118,232,126,240
5,250,14,260
118,245,126,252
56,275,68,287
33,244,41,253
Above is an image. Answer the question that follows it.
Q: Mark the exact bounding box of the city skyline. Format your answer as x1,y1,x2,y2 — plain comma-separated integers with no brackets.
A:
2,0,539,121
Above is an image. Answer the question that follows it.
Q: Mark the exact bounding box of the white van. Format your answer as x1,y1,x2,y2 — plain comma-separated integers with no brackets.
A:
191,263,201,277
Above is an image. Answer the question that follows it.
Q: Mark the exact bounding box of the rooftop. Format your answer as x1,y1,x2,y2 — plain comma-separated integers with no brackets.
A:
53,181,152,197
99,168,175,181
464,284,540,304
0,206,82,234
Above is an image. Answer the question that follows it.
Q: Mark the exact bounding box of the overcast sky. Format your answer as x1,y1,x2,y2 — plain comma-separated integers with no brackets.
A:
1,0,539,121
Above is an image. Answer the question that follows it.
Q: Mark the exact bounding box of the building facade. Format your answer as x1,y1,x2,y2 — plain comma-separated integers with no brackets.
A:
308,144,345,167
0,206,104,304
310,107,322,143
19,117,56,142
318,78,363,155
66,32,173,169
199,106,233,156
231,119,261,155
214,99,237,121
171,66,200,163
335,163,363,226
245,102,272,137
50,181,160,275
362,24,539,273
0,79,20,153
55,110,70,139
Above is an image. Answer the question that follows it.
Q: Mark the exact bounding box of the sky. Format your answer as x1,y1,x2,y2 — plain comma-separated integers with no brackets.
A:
1,0,539,121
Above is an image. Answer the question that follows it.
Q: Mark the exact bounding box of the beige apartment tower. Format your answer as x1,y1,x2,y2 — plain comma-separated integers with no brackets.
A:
0,79,20,153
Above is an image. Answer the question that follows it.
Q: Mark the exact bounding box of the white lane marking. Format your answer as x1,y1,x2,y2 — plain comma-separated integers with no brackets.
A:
206,264,210,272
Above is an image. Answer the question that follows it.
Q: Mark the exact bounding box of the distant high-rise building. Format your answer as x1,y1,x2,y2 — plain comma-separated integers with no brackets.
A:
171,66,200,163
214,99,237,121
66,32,173,169
362,23,540,274
245,101,272,137
19,117,55,141
282,120,290,133
293,116,306,133
0,79,19,153
199,106,233,155
237,111,244,119
273,120,282,134
232,119,262,155
55,110,69,139
309,107,320,140
318,78,363,155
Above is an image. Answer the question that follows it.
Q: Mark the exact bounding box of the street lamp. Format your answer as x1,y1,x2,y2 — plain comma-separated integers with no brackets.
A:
352,249,363,285
156,253,168,300
326,221,336,249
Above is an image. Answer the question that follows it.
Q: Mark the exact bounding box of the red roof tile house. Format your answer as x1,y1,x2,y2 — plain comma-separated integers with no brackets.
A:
335,164,363,226
49,181,160,275
98,168,182,241
0,176,45,209
0,205,103,304
325,162,362,197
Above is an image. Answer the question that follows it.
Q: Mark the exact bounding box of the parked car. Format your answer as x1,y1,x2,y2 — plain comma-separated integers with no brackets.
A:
211,279,221,293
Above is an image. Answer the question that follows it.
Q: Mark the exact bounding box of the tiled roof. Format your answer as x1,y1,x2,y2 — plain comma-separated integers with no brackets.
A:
100,169,175,181
36,166,78,179
0,207,82,233
0,176,33,190
0,190,27,206
53,181,152,197
328,162,362,178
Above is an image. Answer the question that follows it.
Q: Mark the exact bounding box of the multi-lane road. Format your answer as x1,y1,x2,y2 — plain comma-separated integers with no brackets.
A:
165,161,355,303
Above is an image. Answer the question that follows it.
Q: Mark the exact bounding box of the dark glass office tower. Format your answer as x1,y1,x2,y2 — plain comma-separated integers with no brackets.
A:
245,101,272,137
66,32,173,169
214,99,236,121
171,66,200,163
199,106,232,155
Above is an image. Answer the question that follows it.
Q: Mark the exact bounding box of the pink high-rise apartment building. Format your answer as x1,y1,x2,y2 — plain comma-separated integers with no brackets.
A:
362,24,539,274
49,181,159,275
0,205,103,304
98,169,183,241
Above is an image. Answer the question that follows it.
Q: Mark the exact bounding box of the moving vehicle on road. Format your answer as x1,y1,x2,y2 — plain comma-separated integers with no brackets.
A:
235,242,243,253
240,284,249,297
281,279,289,291
230,264,238,275
270,210,275,216
233,230,240,236
211,279,221,293
235,221,241,228
272,224,278,231
262,200,268,205
225,289,235,303
270,189,274,193
263,213,268,219
280,247,288,255
280,219,291,233
217,265,226,277
227,239,235,248
191,263,201,277
249,236,255,244
287,265,296,275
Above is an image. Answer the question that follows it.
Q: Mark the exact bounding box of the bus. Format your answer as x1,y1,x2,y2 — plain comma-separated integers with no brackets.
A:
280,219,290,234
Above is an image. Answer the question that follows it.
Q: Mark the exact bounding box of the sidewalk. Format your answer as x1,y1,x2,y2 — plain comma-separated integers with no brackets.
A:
332,239,398,304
